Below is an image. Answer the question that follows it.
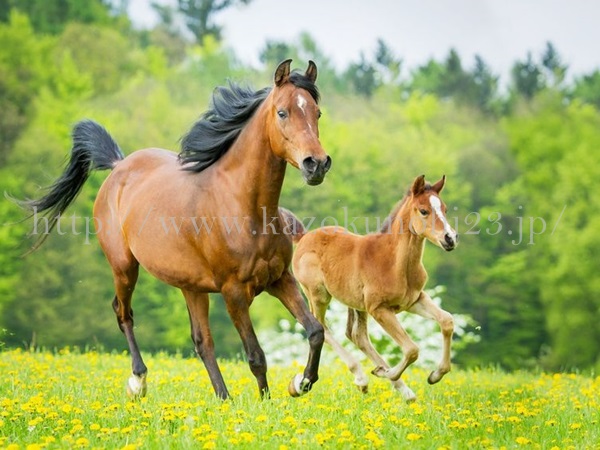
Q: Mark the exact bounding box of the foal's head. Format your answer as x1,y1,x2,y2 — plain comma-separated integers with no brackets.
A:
267,59,331,185
406,175,458,251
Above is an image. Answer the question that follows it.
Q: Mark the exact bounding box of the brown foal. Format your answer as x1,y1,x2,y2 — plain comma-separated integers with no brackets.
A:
291,175,458,402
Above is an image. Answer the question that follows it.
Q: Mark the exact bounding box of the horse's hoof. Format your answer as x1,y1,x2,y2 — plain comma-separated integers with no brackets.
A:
288,373,311,397
126,374,147,398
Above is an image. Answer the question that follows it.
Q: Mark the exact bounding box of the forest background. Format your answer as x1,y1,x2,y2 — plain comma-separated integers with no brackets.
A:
1,0,599,372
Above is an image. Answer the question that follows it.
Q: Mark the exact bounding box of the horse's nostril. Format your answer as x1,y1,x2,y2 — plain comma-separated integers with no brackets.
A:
445,233,454,245
302,156,318,173
323,156,332,172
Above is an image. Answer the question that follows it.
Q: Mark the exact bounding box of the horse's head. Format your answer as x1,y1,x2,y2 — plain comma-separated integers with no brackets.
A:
267,59,331,186
407,175,458,251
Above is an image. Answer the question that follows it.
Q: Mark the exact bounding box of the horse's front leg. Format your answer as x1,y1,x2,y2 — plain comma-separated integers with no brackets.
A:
182,289,230,400
266,270,324,397
408,291,454,384
221,283,270,398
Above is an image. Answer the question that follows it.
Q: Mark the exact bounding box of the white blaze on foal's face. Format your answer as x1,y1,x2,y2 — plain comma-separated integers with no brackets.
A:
429,195,456,240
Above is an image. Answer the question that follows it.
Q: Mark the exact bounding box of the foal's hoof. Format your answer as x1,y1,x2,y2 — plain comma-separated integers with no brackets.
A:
126,373,147,398
427,369,447,385
288,374,311,397
356,384,369,394
371,366,388,378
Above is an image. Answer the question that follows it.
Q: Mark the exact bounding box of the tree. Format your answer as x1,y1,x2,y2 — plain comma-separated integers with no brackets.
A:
511,52,543,100
541,41,567,87
0,0,118,35
573,70,600,109
345,53,379,98
177,0,251,42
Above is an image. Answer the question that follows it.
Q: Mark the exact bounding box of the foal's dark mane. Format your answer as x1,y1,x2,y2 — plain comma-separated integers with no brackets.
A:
179,72,320,173
378,183,433,233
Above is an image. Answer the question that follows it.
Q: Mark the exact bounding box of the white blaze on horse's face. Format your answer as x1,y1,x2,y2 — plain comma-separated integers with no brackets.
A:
297,94,308,116
429,194,458,251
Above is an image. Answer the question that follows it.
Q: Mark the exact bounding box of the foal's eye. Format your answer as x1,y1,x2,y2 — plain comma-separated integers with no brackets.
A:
317,110,322,119
419,209,429,216
277,110,288,119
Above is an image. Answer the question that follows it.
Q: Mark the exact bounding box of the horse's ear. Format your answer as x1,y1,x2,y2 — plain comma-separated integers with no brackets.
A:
431,175,446,194
411,175,426,195
274,59,293,86
305,60,318,83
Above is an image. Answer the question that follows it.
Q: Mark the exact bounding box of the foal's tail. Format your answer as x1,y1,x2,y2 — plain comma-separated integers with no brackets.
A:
278,207,306,243
16,120,124,250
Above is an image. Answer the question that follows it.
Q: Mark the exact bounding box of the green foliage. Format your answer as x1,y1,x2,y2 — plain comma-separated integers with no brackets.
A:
2,6,600,373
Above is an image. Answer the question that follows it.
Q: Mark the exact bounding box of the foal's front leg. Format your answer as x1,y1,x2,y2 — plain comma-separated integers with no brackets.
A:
408,291,454,384
346,308,416,402
267,271,324,397
368,304,419,382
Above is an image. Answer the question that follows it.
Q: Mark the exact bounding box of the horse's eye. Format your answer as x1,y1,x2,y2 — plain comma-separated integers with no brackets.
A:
419,209,429,216
277,110,288,119
317,110,322,119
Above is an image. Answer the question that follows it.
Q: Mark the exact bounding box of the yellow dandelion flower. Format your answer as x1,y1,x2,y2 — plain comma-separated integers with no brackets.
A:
202,442,216,449
256,414,268,422
570,423,582,430
407,433,422,441
75,437,89,447
515,436,531,445
26,444,43,450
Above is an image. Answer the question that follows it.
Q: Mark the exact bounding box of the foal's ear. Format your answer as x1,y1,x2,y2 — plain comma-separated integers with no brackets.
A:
305,60,318,83
274,59,293,86
431,175,446,194
411,174,426,195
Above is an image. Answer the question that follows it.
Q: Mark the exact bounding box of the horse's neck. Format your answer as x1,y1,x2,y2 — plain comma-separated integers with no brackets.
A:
389,210,427,280
213,107,286,217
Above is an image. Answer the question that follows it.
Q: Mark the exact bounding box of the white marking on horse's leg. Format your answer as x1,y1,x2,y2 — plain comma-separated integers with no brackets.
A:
127,373,147,398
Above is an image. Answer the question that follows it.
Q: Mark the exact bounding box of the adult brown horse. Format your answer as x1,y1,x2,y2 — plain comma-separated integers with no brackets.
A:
289,175,457,403
19,60,331,400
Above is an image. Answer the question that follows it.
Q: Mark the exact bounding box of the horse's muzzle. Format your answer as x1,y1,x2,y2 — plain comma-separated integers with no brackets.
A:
302,156,332,185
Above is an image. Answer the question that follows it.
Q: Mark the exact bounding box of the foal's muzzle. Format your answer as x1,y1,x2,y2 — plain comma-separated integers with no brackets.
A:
302,156,332,185
441,232,458,251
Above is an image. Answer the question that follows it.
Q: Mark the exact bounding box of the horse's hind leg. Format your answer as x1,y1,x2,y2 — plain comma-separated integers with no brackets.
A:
266,271,325,397
346,309,416,402
182,289,230,400
408,291,454,384
111,259,147,397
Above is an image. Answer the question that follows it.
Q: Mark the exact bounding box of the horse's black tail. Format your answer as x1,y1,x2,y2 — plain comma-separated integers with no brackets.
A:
15,120,124,250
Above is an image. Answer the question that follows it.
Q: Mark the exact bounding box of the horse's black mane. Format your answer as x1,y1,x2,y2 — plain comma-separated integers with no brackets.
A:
179,71,320,173
378,183,433,233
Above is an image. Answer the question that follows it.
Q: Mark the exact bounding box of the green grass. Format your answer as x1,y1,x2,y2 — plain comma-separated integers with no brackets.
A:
0,348,598,449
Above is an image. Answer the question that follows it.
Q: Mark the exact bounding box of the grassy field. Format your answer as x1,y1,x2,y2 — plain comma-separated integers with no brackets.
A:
0,348,598,449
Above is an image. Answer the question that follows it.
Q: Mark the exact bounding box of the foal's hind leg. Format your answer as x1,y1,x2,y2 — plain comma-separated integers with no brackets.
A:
297,283,369,393
408,291,454,384
182,290,230,399
110,261,148,397
346,309,416,402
